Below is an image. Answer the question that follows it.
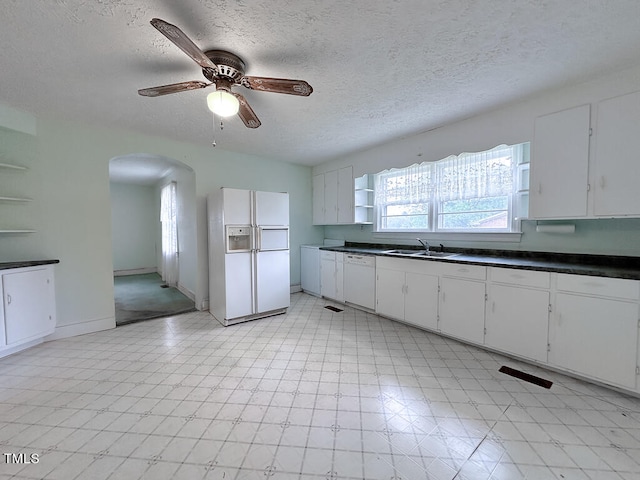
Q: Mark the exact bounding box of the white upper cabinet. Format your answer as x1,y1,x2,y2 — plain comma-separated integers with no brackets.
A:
593,90,640,216
312,174,325,225
337,166,353,224
530,104,591,219
312,166,357,225
323,169,339,224
530,91,640,219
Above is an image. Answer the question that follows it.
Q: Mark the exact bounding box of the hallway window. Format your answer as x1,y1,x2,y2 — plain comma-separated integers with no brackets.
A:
160,181,179,286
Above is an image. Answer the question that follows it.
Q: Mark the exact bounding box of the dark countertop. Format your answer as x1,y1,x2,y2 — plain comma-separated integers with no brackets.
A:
0,260,60,271
321,243,640,280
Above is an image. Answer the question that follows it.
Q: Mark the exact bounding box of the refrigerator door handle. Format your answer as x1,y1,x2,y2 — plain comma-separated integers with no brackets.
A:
250,251,257,314
255,226,262,251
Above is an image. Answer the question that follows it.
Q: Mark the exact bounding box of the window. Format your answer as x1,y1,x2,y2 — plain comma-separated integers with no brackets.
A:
374,144,528,233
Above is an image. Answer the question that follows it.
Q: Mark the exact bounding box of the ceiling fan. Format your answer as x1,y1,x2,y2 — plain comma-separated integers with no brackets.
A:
138,18,313,128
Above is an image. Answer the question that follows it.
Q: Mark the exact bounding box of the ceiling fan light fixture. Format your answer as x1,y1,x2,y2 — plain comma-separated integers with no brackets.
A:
207,91,239,117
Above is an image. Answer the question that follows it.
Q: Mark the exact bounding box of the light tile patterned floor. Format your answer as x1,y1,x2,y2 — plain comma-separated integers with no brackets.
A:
1,293,640,479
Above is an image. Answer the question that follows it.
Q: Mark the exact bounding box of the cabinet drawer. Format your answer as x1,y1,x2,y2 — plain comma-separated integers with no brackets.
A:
320,251,336,261
557,273,639,300
490,267,550,289
439,263,486,280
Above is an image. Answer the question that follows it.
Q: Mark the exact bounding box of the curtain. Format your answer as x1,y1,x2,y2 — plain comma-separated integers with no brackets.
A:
437,145,514,202
374,162,433,206
160,182,178,287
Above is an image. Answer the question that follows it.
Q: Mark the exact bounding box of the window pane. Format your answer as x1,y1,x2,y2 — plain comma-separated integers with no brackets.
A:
381,203,429,229
438,196,509,229
440,196,508,214
384,215,429,230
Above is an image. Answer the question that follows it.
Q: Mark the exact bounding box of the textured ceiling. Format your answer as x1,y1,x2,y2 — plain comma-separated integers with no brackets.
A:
2,0,640,168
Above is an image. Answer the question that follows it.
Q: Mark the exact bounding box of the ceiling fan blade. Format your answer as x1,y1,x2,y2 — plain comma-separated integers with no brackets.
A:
241,77,313,96
138,80,211,97
150,18,218,71
232,93,261,128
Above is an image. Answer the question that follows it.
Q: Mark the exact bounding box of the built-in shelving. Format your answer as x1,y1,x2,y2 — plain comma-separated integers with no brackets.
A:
354,174,374,224
0,158,34,233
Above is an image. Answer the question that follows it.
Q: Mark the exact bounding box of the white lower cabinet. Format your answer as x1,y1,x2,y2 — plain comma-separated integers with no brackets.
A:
376,257,438,330
486,268,550,363
1,265,56,357
549,274,639,390
320,251,344,302
438,264,486,344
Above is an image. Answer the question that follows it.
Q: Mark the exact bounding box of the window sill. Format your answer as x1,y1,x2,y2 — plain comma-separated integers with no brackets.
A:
372,231,522,243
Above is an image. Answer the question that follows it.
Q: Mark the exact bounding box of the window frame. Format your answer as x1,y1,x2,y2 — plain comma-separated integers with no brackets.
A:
373,144,527,235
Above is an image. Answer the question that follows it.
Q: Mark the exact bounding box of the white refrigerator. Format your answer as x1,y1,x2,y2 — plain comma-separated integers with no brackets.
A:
208,188,290,326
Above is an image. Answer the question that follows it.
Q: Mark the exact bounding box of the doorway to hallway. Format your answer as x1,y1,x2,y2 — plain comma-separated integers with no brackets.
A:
114,273,195,326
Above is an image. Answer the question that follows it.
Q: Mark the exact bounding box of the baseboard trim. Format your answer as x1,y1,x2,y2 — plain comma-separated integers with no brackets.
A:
45,316,116,341
113,268,158,277
290,284,302,294
0,338,43,359
177,282,196,301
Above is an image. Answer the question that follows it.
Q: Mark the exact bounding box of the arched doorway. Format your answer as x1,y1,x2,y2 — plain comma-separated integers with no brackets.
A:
109,153,197,325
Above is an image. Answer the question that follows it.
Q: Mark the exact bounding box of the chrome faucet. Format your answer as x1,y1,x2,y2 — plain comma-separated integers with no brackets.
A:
416,238,430,253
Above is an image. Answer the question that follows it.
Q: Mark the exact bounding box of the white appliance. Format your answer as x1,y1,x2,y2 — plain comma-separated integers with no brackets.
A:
344,254,376,310
208,188,290,326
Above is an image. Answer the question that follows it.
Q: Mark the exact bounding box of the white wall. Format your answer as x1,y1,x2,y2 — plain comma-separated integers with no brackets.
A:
110,182,157,273
0,110,323,340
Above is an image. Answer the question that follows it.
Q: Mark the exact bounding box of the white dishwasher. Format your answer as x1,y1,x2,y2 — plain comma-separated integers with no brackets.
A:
343,254,376,310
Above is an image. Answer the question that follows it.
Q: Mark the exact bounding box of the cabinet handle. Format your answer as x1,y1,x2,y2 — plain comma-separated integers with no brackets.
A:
6,294,11,305
492,301,495,313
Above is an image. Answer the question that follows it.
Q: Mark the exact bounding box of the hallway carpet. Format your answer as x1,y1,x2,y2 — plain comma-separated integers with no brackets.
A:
114,273,196,325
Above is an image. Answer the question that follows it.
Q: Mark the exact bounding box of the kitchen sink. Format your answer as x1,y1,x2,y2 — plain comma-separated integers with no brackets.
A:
381,249,420,255
381,249,458,258
410,251,458,258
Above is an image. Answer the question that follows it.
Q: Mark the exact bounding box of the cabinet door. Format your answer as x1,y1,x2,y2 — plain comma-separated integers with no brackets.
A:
324,170,338,224
439,277,485,344
335,254,344,302
405,272,438,331
320,256,336,299
4,268,56,345
337,166,354,224
312,174,325,225
530,104,590,218
486,284,549,362
593,90,640,216
375,268,405,320
550,293,638,389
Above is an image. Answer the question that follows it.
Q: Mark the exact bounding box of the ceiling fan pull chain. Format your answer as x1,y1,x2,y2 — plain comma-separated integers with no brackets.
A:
211,112,217,147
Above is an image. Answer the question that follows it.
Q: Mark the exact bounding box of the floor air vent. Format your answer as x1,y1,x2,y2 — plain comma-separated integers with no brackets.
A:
324,306,343,312
499,366,553,389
